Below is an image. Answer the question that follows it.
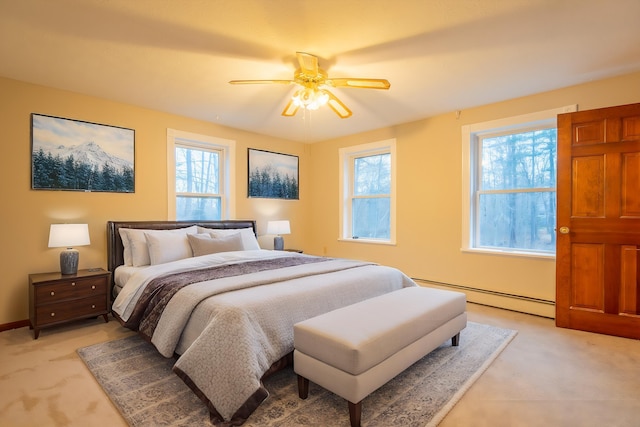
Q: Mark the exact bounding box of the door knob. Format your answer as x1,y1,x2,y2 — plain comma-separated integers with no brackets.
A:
559,226,570,234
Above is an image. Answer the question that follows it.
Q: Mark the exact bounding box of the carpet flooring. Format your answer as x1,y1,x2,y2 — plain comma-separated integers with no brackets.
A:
77,321,516,426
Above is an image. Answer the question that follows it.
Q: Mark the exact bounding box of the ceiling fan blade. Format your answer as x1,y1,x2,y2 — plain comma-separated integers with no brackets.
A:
229,79,293,85
296,52,319,76
328,78,390,89
324,90,352,118
281,98,300,117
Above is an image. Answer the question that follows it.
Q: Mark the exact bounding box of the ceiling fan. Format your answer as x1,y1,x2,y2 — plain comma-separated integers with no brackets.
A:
229,52,390,119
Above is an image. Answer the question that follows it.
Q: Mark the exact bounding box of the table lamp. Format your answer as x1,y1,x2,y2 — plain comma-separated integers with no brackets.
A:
48,224,90,275
266,220,290,251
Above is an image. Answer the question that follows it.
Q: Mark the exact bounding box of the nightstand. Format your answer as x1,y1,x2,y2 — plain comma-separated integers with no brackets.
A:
29,268,111,339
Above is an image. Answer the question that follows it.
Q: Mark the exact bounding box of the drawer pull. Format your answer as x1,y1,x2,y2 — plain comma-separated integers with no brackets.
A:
91,285,96,290
50,291,55,296
71,282,76,286
50,312,55,317
91,305,96,309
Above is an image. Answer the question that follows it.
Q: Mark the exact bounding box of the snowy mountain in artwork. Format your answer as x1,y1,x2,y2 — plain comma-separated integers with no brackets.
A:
32,139,134,192
46,141,132,172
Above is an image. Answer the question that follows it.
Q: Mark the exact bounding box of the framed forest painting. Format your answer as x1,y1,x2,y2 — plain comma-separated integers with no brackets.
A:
31,113,135,193
248,148,299,199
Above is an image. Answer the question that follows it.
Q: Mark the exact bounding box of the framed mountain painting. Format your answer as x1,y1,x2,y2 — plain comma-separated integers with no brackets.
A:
31,113,135,193
248,148,299,199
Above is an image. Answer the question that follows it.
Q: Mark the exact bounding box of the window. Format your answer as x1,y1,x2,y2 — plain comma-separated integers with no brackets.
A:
167,129,235,220
339,139,396,244
175,146,221,219
462,105,577,256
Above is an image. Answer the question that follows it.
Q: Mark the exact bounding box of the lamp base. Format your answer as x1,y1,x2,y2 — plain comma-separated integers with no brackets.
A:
273,236,284,251
60,249,79,275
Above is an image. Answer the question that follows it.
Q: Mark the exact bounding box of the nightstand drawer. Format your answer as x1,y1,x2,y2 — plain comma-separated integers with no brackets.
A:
35,277,108,305
35,295,108,326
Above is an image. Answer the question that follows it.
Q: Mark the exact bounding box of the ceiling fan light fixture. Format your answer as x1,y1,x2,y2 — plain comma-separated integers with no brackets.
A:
231,52,388,119
292,87,329,111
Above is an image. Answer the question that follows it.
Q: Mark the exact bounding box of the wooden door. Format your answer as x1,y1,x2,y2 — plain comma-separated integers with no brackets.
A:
556,103,640,339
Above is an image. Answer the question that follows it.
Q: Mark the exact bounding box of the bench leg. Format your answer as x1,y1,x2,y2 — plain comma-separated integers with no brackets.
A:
452,332,461,346
297,375,309,399
348,401,362,427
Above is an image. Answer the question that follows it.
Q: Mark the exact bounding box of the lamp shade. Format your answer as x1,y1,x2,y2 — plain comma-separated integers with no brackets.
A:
266,220,290,235
48,224,91,248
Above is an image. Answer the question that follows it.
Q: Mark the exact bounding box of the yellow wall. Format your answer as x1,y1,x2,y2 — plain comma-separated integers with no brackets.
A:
2,71,639,325
306,71,640,317
0,77,308,325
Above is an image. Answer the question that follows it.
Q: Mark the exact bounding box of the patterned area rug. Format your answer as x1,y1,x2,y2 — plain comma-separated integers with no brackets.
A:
78,321,516,426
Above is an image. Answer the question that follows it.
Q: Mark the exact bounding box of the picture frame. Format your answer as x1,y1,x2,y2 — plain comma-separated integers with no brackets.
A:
248,148,299,199
31,113,135,193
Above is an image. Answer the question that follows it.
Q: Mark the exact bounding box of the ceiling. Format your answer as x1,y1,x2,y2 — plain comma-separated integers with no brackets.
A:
1,0,639,143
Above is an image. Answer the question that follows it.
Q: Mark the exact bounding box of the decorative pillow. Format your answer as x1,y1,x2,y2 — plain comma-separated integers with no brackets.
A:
187,232,244,257
120,226,198,266
144,231,193,265
208,228,261,251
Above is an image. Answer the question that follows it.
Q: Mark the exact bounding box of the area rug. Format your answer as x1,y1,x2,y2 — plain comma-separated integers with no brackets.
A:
78,321,516,426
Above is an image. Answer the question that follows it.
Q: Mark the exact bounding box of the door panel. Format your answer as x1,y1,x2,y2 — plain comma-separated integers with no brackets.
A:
622,153,640,216
556,102,640,339
622,116,640,139
574,121,605,145
570,243,604,312
572,156,605,217
620,246,639,316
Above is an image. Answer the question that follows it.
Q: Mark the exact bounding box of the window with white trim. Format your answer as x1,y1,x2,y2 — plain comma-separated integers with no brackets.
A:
167,129,235,220
461,105,576,256
339,139,396,244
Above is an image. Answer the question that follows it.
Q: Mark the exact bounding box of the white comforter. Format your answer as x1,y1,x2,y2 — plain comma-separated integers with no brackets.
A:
113,250,417,425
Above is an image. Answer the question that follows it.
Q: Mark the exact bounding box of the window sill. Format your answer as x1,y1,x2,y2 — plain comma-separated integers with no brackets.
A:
460,247,555,260
339,238,396,246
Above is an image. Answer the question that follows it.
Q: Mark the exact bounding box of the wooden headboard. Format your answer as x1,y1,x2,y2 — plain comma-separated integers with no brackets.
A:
106,220,257,288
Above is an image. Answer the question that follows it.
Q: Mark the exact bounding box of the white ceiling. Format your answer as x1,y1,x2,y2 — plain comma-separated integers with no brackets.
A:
1,0,639,143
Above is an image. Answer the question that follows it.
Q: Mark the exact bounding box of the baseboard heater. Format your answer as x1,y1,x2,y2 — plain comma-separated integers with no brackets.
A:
412,277,555,307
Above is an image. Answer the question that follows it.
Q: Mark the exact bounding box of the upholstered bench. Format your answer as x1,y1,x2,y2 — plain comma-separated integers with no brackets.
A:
293,286,467,427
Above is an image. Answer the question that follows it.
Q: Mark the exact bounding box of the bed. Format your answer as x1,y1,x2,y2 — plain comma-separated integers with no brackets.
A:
107,220,417,426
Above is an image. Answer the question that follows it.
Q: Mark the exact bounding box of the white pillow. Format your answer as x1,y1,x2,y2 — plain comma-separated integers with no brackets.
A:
145,231,193,265
207,228,261,251
120,226,198,266
187,233,244,257
119,228,135,266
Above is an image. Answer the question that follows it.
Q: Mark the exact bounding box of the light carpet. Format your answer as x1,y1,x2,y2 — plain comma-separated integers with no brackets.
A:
77,321,516,426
